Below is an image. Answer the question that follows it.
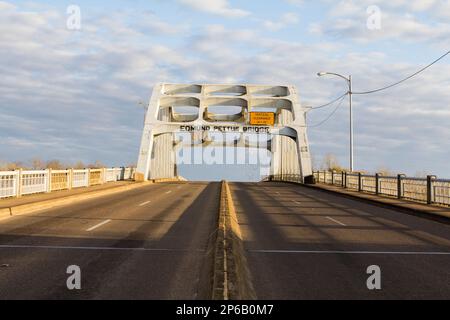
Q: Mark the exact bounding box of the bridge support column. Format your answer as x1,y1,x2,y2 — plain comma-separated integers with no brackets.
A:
271,110,312,182
136,109,176,181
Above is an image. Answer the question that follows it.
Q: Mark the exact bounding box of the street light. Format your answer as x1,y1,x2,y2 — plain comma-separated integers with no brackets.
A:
317,71,354,172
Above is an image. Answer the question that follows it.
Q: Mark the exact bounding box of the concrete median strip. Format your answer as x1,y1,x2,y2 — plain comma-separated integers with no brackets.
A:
211,181,256,300
0,181,158,219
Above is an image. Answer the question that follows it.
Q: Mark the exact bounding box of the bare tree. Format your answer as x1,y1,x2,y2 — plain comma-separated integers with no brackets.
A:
322,153,343,172
311,154,319,171
73,161,85,169
376,166,392,176
88,160,105,169
31,157,46,170
46,159,64,170
7,161,24,170
0,160,8,171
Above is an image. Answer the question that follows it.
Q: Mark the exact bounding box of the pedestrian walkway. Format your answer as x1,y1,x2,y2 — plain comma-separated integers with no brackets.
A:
0,181,134,209
309,183,450,220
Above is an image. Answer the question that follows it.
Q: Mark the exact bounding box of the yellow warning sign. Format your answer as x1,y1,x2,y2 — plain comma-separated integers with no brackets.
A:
249,112,275,126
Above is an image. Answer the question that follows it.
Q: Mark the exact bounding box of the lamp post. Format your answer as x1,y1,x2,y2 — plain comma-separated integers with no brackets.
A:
317,72,353,172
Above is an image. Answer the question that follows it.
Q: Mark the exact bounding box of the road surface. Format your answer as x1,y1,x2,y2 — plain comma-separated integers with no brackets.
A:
230,182,450,299
0,182,220,299
2,180,450,300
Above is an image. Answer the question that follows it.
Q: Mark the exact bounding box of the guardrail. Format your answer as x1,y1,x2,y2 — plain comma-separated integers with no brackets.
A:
262,172,450,207
311,171,450,207
261,174,303,184
0,167,136,199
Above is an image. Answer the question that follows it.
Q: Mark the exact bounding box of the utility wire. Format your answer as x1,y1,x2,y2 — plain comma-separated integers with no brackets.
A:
306,94,347,128
308,92,349,110
353,50,450,95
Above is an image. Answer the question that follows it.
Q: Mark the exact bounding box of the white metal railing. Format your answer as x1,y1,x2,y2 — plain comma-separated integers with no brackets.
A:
21,170,48,195
0,171,18,198
312,171,450,207
51,170,70,191
72,169,89,188
0,167,135,199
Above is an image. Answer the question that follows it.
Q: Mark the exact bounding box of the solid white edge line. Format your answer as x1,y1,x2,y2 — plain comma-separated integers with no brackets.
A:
248,250,450,255
86,219,111,231
326,216,347,226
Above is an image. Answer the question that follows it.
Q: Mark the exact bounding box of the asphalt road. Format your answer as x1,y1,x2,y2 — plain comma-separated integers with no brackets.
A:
230,182,450,299
0,182,220,299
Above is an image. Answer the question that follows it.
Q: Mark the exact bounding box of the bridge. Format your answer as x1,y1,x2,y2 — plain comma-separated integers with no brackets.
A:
0,84,449,300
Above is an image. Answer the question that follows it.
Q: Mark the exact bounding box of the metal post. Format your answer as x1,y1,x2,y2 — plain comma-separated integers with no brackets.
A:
47,168,52,193
16,168,22,198
427,175,435,205
317,72,354,172
102,168,107,184
68,169,73,190
349,75,353,173
331,170,335,185
375,173,379,195
397,174,404,199
341,171,345,187
358,172,362,192
344,172,347,188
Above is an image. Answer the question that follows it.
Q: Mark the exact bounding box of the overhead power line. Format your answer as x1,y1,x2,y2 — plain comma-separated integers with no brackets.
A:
306,94,347,128
353,50,450,95
308,92,349,110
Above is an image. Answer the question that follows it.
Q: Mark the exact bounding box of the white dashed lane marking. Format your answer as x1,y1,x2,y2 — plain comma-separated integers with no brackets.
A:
86,219,111,231
325,216,347,226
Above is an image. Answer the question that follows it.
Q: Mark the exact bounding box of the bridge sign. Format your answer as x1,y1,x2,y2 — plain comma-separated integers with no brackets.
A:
250,112,275,126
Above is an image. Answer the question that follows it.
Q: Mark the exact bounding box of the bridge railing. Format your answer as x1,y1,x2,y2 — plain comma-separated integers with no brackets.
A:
312,171,450,207
261,174,303,184
0,167,136,199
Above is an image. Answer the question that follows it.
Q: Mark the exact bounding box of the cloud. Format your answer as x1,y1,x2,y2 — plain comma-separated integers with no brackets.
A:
0,1,15,10
1,1,449,177
0,3,185,165
263,12,299,31
176,0,250,18
285,0,303,5
309,1,450,47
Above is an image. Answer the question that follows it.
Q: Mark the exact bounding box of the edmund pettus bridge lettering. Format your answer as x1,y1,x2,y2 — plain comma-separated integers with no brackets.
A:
179,125,271,134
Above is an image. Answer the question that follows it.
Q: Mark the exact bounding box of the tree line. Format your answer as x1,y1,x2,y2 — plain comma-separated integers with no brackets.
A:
0,158,109,171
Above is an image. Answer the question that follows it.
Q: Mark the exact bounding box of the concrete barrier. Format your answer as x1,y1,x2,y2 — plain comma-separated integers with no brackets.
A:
211,181,256,300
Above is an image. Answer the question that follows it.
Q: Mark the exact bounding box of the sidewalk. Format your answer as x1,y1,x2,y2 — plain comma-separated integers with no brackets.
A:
0,181,134,209
306,183,450,221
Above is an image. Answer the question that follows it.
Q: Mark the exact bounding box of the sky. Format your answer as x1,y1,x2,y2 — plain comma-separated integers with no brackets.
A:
0,0,449,180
